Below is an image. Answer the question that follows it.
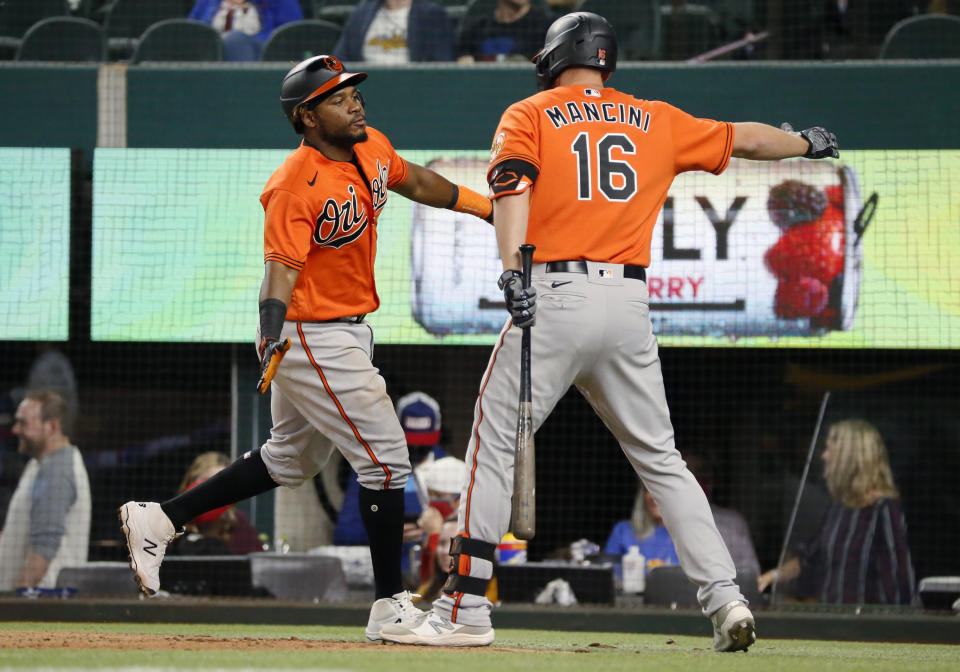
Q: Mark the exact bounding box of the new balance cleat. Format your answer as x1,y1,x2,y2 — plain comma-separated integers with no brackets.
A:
118,501,181,595
711,599,756,652
365,591,427,641
379,608,494,647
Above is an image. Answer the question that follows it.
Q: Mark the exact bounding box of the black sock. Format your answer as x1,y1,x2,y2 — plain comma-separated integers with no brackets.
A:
358,486,405,599
160,447,278,529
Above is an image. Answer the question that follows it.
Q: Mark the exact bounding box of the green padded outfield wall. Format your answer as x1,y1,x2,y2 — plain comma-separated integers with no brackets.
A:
0,65,99,154
0,63,957,152
125,63,959,150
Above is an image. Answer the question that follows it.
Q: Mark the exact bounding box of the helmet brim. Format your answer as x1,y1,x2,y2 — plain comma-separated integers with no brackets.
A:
301,71,368,108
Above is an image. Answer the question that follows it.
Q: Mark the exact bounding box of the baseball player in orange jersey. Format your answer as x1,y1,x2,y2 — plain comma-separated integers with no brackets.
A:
118,54,493,640
380,13,838,649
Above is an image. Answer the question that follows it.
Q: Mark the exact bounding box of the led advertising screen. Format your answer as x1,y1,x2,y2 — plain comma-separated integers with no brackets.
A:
91,148,959,347
0,148,71,341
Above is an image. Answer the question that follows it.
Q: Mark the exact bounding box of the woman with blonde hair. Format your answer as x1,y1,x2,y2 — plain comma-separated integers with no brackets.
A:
759,419,915,604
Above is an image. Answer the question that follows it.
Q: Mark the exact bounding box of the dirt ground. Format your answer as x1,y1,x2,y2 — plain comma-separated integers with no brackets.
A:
0,630,554,653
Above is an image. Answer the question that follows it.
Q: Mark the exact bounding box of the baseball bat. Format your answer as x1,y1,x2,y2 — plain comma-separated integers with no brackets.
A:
771,390,831,605
512,243,536,540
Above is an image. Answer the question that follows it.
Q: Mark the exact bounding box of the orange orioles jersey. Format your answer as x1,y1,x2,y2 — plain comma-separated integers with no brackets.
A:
487,84,734,267
261,126,409,321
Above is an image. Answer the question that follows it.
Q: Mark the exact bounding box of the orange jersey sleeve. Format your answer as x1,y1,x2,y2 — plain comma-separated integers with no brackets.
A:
263,189,314,271
486,85,733,267
259,127,403,322
665,103,734,175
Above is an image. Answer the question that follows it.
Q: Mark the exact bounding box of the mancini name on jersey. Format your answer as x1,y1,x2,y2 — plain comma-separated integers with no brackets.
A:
543,97,652,134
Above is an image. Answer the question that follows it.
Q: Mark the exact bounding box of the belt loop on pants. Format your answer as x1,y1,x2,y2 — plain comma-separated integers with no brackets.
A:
544,260,647,282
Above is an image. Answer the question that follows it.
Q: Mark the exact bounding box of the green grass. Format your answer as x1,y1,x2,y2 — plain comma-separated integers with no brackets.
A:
0,622,957,671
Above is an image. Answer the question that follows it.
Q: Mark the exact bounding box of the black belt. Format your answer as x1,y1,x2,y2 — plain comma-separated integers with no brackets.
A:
544,260,646,282
318,314,366,324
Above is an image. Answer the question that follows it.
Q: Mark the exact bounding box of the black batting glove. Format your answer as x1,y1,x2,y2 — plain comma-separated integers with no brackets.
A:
256,336,291,394
781,123,839,159
499,269,537,328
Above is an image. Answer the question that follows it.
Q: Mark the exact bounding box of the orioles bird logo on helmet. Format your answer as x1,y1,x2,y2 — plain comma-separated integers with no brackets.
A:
320,55,344,73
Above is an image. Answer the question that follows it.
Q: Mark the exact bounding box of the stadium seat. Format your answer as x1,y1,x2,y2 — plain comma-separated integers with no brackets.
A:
102,0,190,58
878,14,960,59
261,19,342,62
316,4,358,26
577,0,661,60
15,16,106,62
131,18,223,63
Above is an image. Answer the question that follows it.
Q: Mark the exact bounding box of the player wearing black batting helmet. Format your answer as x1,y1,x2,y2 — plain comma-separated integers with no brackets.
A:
280,54,367,133
531,11,617,91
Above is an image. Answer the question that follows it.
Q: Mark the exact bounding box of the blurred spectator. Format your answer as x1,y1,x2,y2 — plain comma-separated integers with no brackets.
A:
188,0,303,61
167,451,262,555
334,0,455,63
0,390,90,591
457,0,553,62
413,456,466,588
334,391,447,546
415,518,458,601
0,392,26,526
26,346,77,437
604,480,680,579
759,419,916,605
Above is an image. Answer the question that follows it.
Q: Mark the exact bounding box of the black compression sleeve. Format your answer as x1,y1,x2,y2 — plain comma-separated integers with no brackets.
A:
488,158,539,196
259,299,287,340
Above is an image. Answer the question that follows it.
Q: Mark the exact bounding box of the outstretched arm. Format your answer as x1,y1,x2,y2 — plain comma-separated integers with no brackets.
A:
392,162,493,222
733,122,838,161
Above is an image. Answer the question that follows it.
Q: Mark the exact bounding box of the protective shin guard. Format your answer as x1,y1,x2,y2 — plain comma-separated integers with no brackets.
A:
160,447,278,529
358,486,405,599
443,535,497,596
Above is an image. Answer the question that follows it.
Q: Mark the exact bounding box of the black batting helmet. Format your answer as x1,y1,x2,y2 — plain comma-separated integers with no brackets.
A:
280,55,367,133
532,12,617,91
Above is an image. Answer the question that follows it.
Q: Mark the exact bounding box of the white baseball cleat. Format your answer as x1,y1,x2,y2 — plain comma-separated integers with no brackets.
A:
365,591,428,641
379,608,495,647
118,501,181,596
711,600,756,652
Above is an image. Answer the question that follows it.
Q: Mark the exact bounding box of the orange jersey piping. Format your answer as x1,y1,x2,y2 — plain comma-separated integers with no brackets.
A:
296,322,392,488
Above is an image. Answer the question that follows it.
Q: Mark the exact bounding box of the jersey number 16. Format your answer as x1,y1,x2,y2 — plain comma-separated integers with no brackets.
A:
571,132,638,202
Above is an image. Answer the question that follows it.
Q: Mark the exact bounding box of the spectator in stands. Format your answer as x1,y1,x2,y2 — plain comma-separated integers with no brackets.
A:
0,392,25,527
759,419,916,605
26,346,78,438
415,518,459,601
604,480,680,578
0,390,90,591
413,456,467,588
457,0,554,62
167,451,262,555
334,0,455,63
188,0,303,61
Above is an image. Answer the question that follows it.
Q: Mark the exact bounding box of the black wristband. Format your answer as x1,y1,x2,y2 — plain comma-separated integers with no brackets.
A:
445,183,460,210
258,299,287,341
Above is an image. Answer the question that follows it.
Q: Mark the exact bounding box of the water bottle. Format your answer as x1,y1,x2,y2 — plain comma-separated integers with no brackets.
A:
622,545,646,594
